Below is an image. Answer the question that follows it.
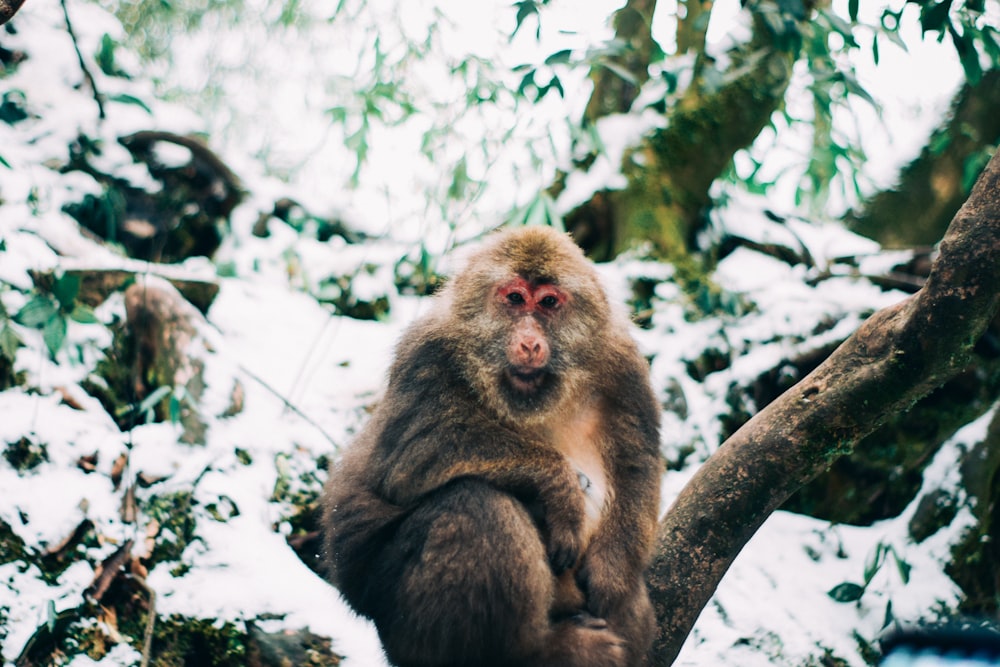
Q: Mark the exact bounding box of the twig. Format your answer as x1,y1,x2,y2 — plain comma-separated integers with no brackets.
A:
59,0,105,120
134,576,157,667
236,361,340,449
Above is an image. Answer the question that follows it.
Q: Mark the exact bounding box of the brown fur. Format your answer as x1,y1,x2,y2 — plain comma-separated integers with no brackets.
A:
321,226,662,667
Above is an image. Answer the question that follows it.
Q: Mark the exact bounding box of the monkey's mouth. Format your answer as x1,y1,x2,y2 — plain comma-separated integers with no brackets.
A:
505,366,548,394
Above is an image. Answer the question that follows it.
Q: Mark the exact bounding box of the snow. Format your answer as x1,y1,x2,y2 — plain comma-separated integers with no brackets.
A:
0,0,986,665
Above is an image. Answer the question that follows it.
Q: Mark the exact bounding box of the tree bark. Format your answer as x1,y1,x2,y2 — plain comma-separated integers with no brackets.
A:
647,148,1000,664
583,0,657,121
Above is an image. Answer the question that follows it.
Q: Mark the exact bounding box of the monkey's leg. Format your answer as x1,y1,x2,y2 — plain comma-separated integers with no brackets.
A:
602,581,656,667
368,478,624,667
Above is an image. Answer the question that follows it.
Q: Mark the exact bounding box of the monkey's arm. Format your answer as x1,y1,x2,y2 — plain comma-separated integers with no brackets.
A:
579,451,661,614
578,366,663,616
372,341,590,571
381,415,589,572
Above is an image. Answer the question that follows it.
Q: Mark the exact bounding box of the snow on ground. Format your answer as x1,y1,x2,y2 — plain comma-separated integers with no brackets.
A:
0,0,983,665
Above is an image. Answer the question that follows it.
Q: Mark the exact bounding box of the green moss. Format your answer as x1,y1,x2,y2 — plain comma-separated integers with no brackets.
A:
148,616,247,667
143,491,198,567
784,355,1000,525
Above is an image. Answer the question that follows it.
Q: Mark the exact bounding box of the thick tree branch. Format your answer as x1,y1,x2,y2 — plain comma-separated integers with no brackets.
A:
647,148,1000,665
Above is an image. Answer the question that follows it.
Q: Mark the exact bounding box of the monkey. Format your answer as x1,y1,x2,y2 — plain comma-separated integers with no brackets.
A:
321,225,662,667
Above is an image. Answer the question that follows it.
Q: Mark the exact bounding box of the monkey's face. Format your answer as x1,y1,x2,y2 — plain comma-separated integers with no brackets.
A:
445,226,613,425
495,277,564,410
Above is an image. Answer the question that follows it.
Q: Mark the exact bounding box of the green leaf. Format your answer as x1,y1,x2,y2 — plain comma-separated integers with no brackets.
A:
517,69,537,96
326,106,348,124
15,296,58,328
42,315,67,358
882,599,895,630
169,393,182,424
890,548,912,584
138,385,173,416
524,194,548,227
109,94,153,114
599,60,639,86
512,1,540,40
949,23,982,84
53,273,81,311
544,49,573,66
920,0,953,34
0,323,22,360
848,0,859,22
0,153,10,169
827,582,866,603
962,149,992,192
69,303,99,324
863,542,885,585
822,10,858,47
882,27,908,52
841,71,877,108
448,157,470,201
541,193,564,231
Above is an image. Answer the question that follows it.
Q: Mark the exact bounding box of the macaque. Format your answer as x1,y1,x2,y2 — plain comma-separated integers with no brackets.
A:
321,226,662,667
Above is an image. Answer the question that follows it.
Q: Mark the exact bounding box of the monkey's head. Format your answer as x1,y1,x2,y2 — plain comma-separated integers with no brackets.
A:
441,226,615,424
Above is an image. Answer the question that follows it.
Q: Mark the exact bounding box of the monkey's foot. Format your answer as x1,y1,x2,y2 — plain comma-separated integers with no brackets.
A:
535,613,625,667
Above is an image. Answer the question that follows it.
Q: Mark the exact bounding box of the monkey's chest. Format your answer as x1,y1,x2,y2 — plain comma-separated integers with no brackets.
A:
549,406,609,539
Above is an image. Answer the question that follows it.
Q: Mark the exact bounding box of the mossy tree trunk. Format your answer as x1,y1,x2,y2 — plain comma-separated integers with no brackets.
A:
566,1,815,265
846,68,1000,248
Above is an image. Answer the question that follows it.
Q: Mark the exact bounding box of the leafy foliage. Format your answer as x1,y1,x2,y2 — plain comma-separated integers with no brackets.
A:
13,273,98,359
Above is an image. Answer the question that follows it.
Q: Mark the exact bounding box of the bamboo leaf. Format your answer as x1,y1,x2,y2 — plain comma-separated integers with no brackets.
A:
827,582,866,603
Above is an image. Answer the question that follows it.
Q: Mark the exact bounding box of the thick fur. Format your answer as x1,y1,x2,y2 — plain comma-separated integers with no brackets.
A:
321,227,662,667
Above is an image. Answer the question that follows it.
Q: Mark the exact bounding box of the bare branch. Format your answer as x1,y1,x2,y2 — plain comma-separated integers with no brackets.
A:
60,0,105,119
648,148,1000,664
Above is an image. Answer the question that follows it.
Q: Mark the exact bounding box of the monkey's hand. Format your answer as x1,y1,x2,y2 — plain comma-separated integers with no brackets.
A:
575,549,632,618
546,517,585,573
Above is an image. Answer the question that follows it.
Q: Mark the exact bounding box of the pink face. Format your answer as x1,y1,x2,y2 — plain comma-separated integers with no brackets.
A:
496,278,569,393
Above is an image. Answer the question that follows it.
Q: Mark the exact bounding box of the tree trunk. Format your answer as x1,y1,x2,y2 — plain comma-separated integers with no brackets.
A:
566,3,805,264
847,69,1000,248
647,148,1000,664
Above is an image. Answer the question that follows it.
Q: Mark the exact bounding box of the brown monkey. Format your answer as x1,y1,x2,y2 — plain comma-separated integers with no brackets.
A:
321,226,662,667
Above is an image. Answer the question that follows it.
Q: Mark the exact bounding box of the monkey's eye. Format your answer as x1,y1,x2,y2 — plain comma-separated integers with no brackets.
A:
538,295,560,309
507,292,526,305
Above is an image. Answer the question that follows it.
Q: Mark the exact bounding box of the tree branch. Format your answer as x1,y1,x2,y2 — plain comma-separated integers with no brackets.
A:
60,0,105,120
647,148,1000,664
